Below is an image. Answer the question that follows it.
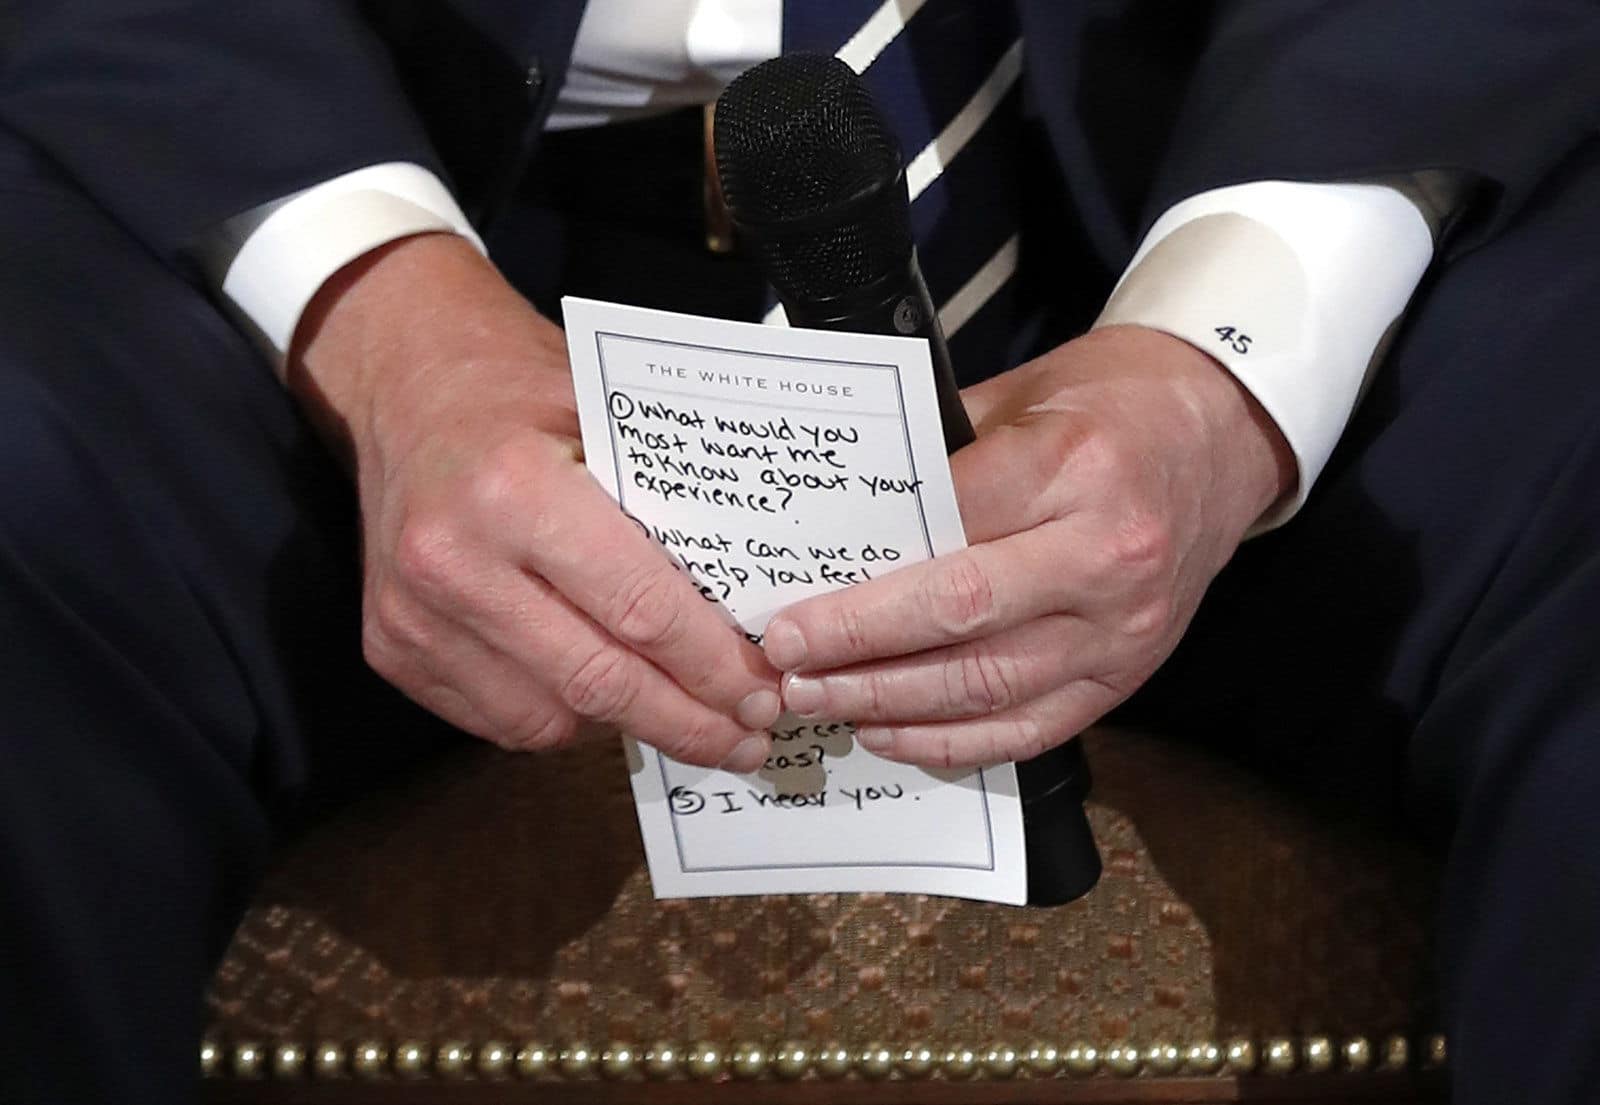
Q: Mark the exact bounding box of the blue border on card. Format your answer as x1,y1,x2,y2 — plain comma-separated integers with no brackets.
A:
594,329,996,875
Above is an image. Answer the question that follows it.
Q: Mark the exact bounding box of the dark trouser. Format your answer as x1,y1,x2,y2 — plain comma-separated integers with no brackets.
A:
3,109,1598,1101
1135,140,1600,1102
0,130,446,1102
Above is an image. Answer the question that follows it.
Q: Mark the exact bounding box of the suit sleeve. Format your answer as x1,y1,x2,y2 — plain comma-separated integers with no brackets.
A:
0,0,444,273
1150,0,1600,252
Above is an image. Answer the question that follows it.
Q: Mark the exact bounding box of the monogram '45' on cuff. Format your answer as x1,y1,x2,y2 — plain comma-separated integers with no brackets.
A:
1094,179,1436,532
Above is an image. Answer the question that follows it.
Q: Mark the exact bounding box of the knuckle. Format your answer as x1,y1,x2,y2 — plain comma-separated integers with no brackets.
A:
366,587,427,653
1004,714,1052,764
559,646,640,721
923,554,999,639
360,621,400,681
833,603,874,657
466,440,538,518
392,517,467,597
504,706,580,752
1033,418,1093,483
946,647,1019,715
1068,428,1136,486
1120,593,1174,643
367,585,405,636
609,565,688,651
1089,668,1140,703
665,719,736,768
858,672,887,717
1107,512,1174,578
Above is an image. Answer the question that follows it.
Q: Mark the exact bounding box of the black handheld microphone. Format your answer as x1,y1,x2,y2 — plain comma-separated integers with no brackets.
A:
714,54,1102,906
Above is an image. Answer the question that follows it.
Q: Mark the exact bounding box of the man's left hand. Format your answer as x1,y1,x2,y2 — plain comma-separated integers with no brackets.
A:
763,325,1295,768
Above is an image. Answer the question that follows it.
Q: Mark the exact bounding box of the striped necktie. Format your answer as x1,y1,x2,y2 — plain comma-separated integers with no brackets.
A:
781,0,1026,386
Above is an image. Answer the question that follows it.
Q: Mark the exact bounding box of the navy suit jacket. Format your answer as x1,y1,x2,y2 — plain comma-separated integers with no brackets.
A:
3,0,1596,309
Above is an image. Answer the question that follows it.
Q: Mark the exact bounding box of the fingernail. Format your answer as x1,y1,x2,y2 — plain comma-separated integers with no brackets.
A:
720,734,771,774
783,674,824,718
763,619,807,671
856,728,893,752
736,689,782,730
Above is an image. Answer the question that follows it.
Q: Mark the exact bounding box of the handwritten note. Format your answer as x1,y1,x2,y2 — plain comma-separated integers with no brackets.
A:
564,297,1025,904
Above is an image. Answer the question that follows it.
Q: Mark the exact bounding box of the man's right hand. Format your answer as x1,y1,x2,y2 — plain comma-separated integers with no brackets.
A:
287,233,781,771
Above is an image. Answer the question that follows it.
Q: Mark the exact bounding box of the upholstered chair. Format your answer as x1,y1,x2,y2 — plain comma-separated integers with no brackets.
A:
202,727,1447,1103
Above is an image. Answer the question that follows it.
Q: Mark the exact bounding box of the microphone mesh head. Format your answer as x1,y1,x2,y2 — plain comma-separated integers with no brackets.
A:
714,54,913,303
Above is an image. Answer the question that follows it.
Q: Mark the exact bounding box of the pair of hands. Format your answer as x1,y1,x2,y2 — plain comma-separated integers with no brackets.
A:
292,234,1292,772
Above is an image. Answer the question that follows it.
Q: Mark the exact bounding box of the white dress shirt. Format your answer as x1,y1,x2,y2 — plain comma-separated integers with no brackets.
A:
544,0,781,130
219,0,1436,527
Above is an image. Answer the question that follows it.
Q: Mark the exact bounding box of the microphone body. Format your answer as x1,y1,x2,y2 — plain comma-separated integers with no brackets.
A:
774,225,972,455
715,54,1102,906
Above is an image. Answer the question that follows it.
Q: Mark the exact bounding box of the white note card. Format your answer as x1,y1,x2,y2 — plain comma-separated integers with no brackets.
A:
563,297,1026,905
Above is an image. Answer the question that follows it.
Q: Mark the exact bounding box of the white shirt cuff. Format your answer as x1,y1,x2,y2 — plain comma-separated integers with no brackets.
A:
219,162,486,361
1094,180,1434,530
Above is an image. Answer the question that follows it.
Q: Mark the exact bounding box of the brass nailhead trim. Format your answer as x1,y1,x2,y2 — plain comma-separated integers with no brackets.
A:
1424,1033,1449,1069
557,1043,596,1079
641,1041,681,1080
1344,1036,1374,1072
772,1041,811,1081
311,1042,346,1080
1262,1037,1297,1075
394,1041,429,1079
984,1043,1021,1079
1144,1042,1182,1076
1063,1041,1100,1076
1024,1040,1061,1076
1103,1044,1142,1077
1382,1034,1411,1071
435,1040,472,1079
231,1041,265,1080
730,1041,768,1080
943,1044,980,1080
477,1040,514,1081
813,1041,853,1080
898,1042,938,1079
856,1042,895,1081
685,1041,725,1080
515,1042,556,1079
270,1042,306,1081
1186,1041,1224,1074
351,1040,388,1080
202,1032,1447,1081
600,1043,641,1080
199,1039,224,1079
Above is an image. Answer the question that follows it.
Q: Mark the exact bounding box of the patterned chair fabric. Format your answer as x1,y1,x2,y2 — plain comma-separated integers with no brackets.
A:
202,728,1446,1100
